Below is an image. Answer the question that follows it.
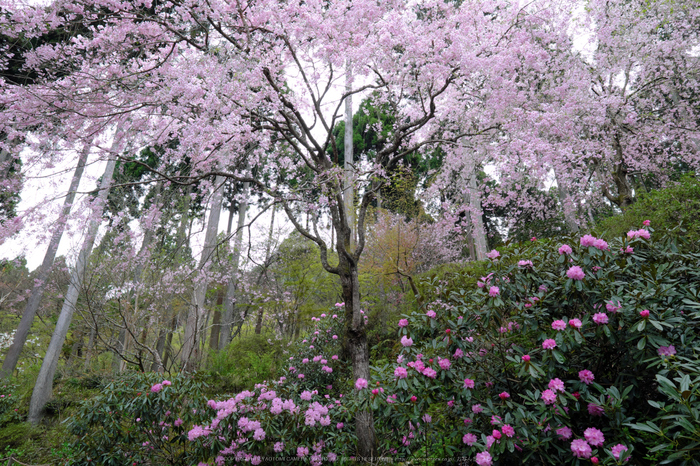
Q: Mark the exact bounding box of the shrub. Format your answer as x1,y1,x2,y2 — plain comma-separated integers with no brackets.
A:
598,174,700,247
185,307,357,464
67,372,211,465
369,226,700,464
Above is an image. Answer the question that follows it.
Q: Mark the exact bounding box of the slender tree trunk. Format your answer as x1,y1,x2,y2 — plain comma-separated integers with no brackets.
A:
464,169,487,260
0,142,91,379
28,150,118,425
344,59,355,250
553,167,579,233
340,263,375,460
161,315,178,371
254,203,276,335
336,217,375,459
181,175,226,370
83,325,96,371
209,288,224,350
219,181,249,350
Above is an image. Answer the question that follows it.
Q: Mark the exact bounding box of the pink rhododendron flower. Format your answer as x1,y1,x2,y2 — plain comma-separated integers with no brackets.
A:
438,358,451,370
355,378,368,390
569,318,582,329
475,451,492,466
541,389,557,405
422,367,437,378
462,433,477,445
499,391,510,400
558,244,573,255
472,404,483,413
570,439,592,459
579,370,595,384
567,266,585,280
531,237,537,242
502,424,515,437
518,260,533,268
151,383,163,393
552,320,566,330
584,427,604,446
253,428,266,441
587,403,605,416
454,348,464,358
549,378,565,392
658,345,676,356
492,429,502,439
593,313,608,324
464,378,475,389
398,319,409,327
274,442,285,453
394,367,408,379
643,219,651,226
489,286,500,296
400,336,413,347
297,446,309,458
606,300,622,312
556,426,572,439
580,234,597,247
162,380,171,386
522,354,531,362
593,238,608,250
542,339,557,349
298,374,305,379
640,309,650,318
426,310,437,318
487,249,500,259
611,444,629,460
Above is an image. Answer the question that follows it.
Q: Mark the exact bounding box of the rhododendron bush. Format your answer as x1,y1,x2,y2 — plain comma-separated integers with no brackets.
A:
367,226,700,464
65,228,700,464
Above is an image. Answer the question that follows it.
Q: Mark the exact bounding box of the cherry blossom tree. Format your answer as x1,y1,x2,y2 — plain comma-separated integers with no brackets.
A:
2,0,698,455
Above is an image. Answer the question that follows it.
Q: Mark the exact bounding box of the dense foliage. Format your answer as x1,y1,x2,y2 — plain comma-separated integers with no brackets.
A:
372,224,700,465
58,224,700,465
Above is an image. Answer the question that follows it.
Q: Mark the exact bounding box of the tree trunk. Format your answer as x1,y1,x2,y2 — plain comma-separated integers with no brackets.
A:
553,167,579,233
209,288,224,350
112,328,126,373
161,315,178,371
219,181,249,350
254,203,276,335
28,150,118,425
0,142,91,379
83,325,96,371
340,263,376,460
181,175,225,370
344,59,355,250
464,169,488,260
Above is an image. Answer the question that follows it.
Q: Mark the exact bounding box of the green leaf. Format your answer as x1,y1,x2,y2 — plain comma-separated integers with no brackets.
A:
637,337,647,350
552,350,565,364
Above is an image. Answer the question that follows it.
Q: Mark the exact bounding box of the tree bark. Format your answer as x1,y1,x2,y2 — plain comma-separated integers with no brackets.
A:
254,203,276,335
463,167,488,260
28,149,118,425
553,167,579,232
344,59,355,250
181,175,226,370
219,181,249,350
0,142,91,379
